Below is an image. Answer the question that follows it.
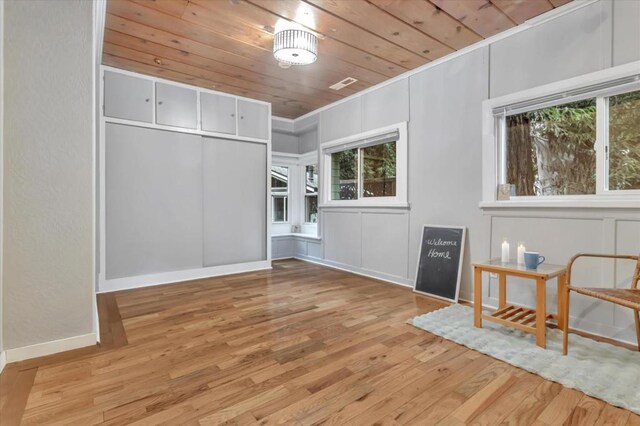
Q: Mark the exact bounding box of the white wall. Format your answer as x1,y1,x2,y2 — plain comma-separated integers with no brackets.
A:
480,0,639,343
272,118,298,154
0,0,5,364
295,113,319,155
272,130,298,154
277,0,640,344
408,47,490,293
485,211,639,341
272,116,320,155
272,235,322,260
298,127,318,155
612,0,640,66
489,0,612,98
3,1,95,350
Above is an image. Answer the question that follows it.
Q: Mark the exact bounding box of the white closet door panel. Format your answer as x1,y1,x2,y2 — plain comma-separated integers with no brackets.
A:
106,123,203,279
203,137,266,266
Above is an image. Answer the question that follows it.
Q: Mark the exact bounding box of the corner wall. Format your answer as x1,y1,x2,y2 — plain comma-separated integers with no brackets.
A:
298,0,640,344
3,0,95,355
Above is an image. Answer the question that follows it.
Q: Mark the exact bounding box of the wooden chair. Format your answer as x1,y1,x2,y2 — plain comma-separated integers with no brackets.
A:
562,253,640,355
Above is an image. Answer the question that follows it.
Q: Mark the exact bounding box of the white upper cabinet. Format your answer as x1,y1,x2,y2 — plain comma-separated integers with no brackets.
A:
103,68,270,141
104,71,153,123
238,100,269,140
201,92,237,135
156,83,197,129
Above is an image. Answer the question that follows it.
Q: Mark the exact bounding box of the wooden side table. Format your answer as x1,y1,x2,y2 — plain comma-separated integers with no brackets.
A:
473,259,567,349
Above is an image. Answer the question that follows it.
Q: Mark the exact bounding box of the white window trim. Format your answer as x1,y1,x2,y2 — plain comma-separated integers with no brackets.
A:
298,151,319,231
271,151,320,235
304,193,318,224
299,150,318,166
271,162,291,224
303,163,319,225
481,61,640,209
271,195,288,223
320,122,408,208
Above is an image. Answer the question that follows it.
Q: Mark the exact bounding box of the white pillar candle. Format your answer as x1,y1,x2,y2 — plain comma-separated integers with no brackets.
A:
501,238,510,263
517,242,526,265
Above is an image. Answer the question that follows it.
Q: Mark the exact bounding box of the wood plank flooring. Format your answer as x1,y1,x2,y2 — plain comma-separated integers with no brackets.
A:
1,259,638,425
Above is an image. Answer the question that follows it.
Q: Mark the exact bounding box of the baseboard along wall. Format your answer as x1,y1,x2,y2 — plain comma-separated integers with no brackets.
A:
5,333,97,363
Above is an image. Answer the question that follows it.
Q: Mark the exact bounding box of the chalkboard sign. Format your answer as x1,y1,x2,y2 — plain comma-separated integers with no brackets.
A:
414,225,466,303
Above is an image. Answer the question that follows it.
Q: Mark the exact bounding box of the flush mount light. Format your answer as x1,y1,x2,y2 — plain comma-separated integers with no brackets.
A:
273,29,318,66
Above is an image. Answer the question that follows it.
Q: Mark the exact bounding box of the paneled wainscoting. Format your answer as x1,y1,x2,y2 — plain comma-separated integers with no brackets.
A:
1,260,638,425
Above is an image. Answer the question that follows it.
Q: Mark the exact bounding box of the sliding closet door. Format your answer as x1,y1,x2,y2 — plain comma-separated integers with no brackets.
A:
105,123,203,279
203,137,267,266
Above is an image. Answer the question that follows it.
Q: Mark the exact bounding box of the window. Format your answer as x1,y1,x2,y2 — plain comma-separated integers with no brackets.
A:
505,98,597,196
305,165,318,223
322,122,407,207
362,142,396,197
331,148,358,200
485,64,640,205
331,143,397,200
271,166,288,222
608,90,640,191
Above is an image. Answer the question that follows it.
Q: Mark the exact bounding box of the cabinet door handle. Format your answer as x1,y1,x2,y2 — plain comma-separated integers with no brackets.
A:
158,101,163,105
240,116,244,119
231,113,235,118
145,98,150,102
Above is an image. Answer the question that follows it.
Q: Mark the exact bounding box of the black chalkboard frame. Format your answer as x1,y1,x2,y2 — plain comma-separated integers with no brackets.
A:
413,224,466,303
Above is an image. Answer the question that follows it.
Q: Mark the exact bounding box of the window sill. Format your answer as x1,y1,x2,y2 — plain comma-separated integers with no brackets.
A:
272,233,322,241
479,198,640,209
319,202,410,210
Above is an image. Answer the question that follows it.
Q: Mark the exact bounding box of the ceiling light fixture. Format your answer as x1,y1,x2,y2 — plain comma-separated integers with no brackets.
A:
273,29,318,66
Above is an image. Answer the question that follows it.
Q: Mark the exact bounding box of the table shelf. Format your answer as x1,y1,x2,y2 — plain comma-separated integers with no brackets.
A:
474,259,567,349
482,304,557,335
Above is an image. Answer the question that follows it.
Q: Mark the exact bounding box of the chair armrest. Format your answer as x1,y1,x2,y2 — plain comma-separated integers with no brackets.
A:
567,253,640,285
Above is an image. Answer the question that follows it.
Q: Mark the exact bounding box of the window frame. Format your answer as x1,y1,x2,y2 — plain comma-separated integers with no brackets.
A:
271,164,290,223
303,163,319,224
481,61,640,208
320,122,408,208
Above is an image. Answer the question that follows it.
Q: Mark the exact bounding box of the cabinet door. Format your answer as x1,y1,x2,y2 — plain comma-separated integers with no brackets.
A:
105,124,203,279
203,137,267,266
156,83,197,129
104,71,153,123
237,100,269,140
201,92,236,134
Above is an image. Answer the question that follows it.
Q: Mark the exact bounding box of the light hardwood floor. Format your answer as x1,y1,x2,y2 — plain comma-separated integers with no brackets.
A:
1,259,638,425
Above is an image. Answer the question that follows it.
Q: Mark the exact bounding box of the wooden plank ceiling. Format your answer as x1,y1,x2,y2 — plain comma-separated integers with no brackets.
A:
103,0,573,119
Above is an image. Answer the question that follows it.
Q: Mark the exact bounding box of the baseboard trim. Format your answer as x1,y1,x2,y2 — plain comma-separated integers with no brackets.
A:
98,260,272,293
0,351,6,373
293,256,414,289
6,333,97,363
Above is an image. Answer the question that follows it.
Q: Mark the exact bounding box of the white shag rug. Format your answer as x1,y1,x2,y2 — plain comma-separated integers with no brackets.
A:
409,304,640,414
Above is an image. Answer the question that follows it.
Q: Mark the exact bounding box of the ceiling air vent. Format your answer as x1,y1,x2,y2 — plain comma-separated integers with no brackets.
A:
330,77,358,91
